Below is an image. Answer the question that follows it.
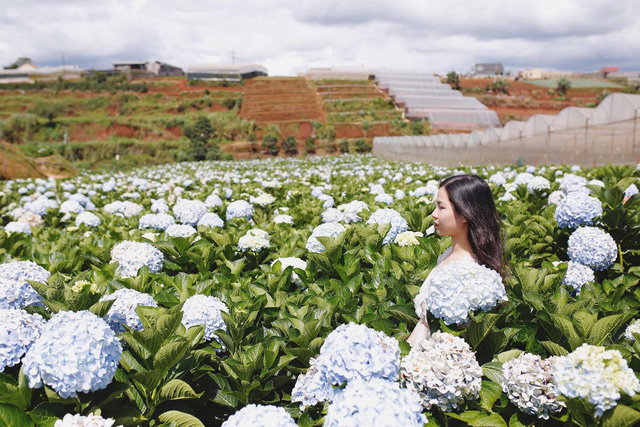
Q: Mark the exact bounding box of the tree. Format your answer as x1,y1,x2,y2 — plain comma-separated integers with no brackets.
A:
4,57,31,69
304,137,316,154
491,78,509,95
183,116,215,161
556,77,571,98
339,139,349,154
362,121,371,139
446,71,461,90
282,136,298,155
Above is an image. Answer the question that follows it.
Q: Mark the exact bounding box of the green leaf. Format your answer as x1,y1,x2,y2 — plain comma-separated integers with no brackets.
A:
158,379,201,402
384,305,417,326
0,403,34,427
587,314,625,346
212,390,240,409
479,381,502,412
482,362,503,384
474,413,508,426
27,403,68,427
468,313,503,348
550,314,582,350
540,341,569,356
155,311,183,341
572,310,597,338
601,404,640,427
130,369,164,394
89,299,115,318
154,340,189,372
157,410,204,427
496,349,523,363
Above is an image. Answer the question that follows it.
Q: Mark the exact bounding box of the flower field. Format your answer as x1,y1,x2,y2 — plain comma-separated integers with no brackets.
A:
1,154,640,426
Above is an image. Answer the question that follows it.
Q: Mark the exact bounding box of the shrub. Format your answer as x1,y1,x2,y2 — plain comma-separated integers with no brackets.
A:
354,139,371,153
1,114,40,143
262,135,279,155
282,136,298,155
305,137,316,154
339,139,349,153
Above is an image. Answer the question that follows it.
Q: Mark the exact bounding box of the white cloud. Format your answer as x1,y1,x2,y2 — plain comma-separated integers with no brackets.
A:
1,0,638,75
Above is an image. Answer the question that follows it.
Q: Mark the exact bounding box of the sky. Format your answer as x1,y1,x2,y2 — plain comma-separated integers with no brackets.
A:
2,0,638,76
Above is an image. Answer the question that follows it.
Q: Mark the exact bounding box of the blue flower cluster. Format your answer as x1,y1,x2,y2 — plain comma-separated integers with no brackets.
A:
555,192,602,228
197,212,224,228
324,378,426,427
23,310,122,398
100,288,158,333
110,241,164,278
292,322,400,409
60,200,85,215
305,222,346,253
181,294,228,345
24,197,58,216
172,199,208,226
562,261,595,295
226,200,253,221
366,208,409,245
221,404,297,427
103,201,143,218
0,261,50,309
374,193,394,205
568,227,617,271
0,308,45,371
75,212,101,227
205,193,223,208
559,173,588,194
165,224,198,238
414,260,507,325
138,213,175,231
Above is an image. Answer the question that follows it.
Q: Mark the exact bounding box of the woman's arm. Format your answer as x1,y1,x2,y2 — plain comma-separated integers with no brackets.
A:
407,317,431,348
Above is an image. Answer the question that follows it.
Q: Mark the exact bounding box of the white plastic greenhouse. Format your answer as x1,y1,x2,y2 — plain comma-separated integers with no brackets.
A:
373,93,640,166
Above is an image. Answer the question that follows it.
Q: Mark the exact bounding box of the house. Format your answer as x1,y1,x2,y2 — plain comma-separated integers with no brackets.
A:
0,63,86,84
113,61,184,76
519,68,542,79
186,63,267,81
472,63,504,77
597,66,620,79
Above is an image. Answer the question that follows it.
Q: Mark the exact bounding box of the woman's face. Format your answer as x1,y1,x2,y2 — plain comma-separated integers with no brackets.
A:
432,187,467,237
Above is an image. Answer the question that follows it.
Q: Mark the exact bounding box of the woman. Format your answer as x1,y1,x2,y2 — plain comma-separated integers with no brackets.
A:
408,174,506,347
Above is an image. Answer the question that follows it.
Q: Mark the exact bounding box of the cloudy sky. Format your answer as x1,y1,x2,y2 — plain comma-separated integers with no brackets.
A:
2,0,638,76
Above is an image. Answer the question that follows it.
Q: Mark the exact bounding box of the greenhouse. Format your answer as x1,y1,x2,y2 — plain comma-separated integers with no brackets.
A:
186,63,267,81
373,93,640,166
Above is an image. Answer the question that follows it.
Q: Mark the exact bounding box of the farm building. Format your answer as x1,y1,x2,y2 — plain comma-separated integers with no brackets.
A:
113,61,183,76
186,63,267,82
471,63,504,77
0,63,86,84
303,67,374,80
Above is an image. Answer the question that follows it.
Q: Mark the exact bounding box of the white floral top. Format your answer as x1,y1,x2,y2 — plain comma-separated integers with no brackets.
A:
414,247,507,325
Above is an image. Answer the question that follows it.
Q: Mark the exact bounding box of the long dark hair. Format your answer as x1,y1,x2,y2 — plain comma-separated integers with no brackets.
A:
440,174,505,277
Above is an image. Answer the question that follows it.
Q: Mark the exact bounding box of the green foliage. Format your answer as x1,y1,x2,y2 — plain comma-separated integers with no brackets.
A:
304,137,316,154
557,76,572,97
282,136,298,155
492,78,510,95
446,71,461,90
354,138,371,153
339,138,349,153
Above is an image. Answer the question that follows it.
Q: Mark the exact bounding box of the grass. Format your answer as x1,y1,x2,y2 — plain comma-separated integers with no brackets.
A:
523,79,623,89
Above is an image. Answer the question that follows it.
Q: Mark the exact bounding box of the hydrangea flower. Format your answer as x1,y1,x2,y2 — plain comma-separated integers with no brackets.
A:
414,261,507,325
559,174,588,194
394,231,422,247
104,201,143,218
18,212,44,227
400,331,482,411
4,221,32,235
165,224,198,238
548,190,565,206
0,261,50,309
60,200,85,215
222,404,296,427
0,308,45,371
501,353,565,419
272,257,307,286
306,222,346,253
567,227,617,271
197,212,224,228
374,193,394,204
100,288,158,333
366,208,408,245
554,192,602,228
562,261,595,295
181,294,228,345
625,183,639,199
317,193,334,208
172,199,208,226
292,323,400,409
321,208,344,223
238,229,270,252
75,212,101,227
527,176,551,193
150,199,169,213
110,241,164,277
337,200,368,223
250,193,276,207
138,213,175,231
226,200,253,221
554,344,640,417
489,173,507,186
23,310,122,398
24,197,58,215
624,319,640,340
273,214,293,225
324,378,427,427
205,193,223,208
54,413,118,427
514,172,534,186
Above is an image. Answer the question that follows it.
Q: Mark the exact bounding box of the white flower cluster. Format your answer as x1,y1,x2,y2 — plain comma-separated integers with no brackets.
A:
567,227,617,271
0,261,50,309
514,172,534,186
23,310,122,398
197,212,224,228
75,212,102,227
104,201,143,218
527,176,551,193
305,222,346,253
400,331,482,411
555,192,602,228
100,288,158,333
394,231,423,247
554,344,640,417
221,404,297,427
4,221,32,235
324,378,427,427
18,212,43,227
138,213,175,231
24,196,58,215
250,192,276,207
172,199,208,226
181,294,229,345
110,241,164,277
337,200,368,223
414,261,507,325
501,353,565,419
273,214,293,225
204,193,223,208
366,208,408,245
625,319,640,340
272,257,307,287
562,261,595,295
292,323,400,410
54,413,118,427
559,173,588,194
238,229,270,252
0,308,45,371
165,224,198,238
226,200,253,221
374,192,394,204
625,183,639,199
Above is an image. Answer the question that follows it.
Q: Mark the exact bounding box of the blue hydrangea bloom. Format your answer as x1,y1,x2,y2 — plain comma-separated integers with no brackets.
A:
305,222,346,253
0,308,45,371
181,294,229,346
559,173,588,194
4,222,32,235
226,200,253,221
60,200,85,215
562,261,595,295
165,224,198,238
0,261,50,309
324,378,426,427
172,199,208,226
75,211,101,227
205,193,223,208
366,208,408,245
138,213,175,231
197,212,224,228
568,227,617,271
22,310,122,398
24,197,58,216
374,193,394,205
110,241,164,278
100,288,158,333
555,192,602,228
222,404,297,427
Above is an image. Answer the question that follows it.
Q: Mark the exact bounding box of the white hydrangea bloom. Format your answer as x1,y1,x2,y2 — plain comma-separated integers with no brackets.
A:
306,222,346,253
625,319,640,340
238,229,270,252
394,231,422,247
